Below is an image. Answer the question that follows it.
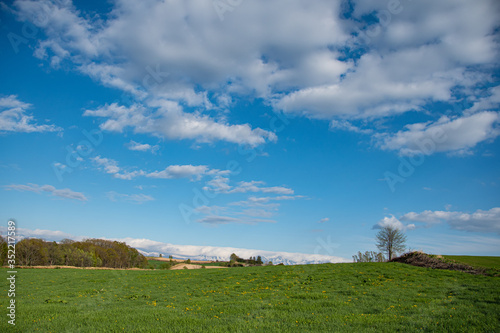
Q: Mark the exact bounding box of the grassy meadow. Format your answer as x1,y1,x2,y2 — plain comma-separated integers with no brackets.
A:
442,255,500,269
1,262,499,332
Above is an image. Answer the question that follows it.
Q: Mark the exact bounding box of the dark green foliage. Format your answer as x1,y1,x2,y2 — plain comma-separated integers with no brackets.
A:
16,238,49,266
12,237,147,268
0,235,7,265
227,253,265,266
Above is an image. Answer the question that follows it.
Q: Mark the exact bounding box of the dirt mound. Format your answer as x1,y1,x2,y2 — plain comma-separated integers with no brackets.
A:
390,252,484,274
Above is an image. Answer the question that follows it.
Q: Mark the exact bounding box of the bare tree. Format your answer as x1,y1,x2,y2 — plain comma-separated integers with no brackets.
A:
376,226,406,261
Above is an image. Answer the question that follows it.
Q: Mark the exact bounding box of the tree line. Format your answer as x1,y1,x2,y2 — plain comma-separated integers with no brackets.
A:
0,236,148,269
225,253,277,267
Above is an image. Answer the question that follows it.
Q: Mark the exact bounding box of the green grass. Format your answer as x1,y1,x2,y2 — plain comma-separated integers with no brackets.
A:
146,259,173,269
442,255,500,270
1,263,499,332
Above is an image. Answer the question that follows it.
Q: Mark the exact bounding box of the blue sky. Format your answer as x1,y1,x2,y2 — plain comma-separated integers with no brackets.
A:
0,0,499,262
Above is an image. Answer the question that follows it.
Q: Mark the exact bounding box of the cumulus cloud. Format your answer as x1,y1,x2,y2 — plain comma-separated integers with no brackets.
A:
91,155,212,181
329,120,372,134
92,156,121,174
230,181,294,195
466,85,500,114
204,176,232,192
318,218,330,224
4,183,87,201
203,179,294,195
400,207,500,234
0,95,61,133
84,103,276,146
147,165,209,180
373,215,415,232
91,156,144,180
378,112,500,156
11,0,500,153
126,140,159,153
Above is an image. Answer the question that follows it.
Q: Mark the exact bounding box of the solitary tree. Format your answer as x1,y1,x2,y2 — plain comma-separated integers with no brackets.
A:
229,253,239,262
376,226,406,261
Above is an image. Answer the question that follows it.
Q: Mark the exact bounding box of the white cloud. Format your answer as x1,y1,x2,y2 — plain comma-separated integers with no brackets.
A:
12,0,500,153
466,85,500,114
400,207,500,234
231,195,305,207
318,218,330,224
0,227,81,242
147,165,208,180
126,140,159,153
84,102,276,146
4,183,87,201
106,191,154,204
203,179,294,195
329,120,373,134
229,181,294,195
0,95,61,133
194,195,305,226
377,112,500,156
91,155,144,180
374,215,415,232
92,155,211,181
92,156,121,174
197,215,276,225
203,176,232,192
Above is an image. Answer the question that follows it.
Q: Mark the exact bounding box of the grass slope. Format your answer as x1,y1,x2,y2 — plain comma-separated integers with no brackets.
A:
1,263,499,332
442,255,500,270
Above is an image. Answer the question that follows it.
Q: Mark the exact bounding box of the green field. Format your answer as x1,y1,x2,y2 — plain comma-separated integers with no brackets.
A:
146,259,173,270
1,263,499,332
442,255,500,270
